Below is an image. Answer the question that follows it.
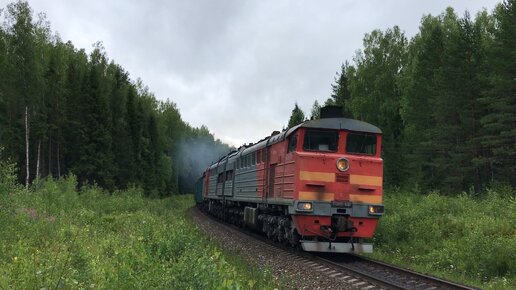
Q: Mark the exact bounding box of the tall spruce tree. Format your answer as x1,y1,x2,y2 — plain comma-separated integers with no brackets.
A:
330,62,354,118
63,46,88,179
73,45,116,189
106,63,135,188
159,100,184,193
287,103,305,129
43,39,68,178
479,0,516,186
400,14,444,190
310,100,321,120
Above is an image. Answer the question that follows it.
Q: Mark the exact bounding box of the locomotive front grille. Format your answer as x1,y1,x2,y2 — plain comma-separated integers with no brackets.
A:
335,173,349,183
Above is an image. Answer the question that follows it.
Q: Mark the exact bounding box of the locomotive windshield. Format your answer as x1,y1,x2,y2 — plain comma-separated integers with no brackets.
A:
303,130,338,152
346,133,377,155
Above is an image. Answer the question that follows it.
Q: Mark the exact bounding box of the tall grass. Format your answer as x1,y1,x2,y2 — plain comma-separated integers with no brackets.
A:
0,162,278,289
372,187,516,289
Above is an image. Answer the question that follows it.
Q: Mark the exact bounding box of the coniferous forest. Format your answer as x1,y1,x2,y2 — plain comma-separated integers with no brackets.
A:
323,1,515,193
0,1,230,195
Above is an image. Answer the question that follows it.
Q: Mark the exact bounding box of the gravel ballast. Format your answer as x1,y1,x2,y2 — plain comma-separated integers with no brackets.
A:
189,207,358,289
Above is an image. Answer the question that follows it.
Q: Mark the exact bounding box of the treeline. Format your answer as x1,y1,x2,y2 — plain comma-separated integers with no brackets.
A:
0,1,230,195
317,1,514,193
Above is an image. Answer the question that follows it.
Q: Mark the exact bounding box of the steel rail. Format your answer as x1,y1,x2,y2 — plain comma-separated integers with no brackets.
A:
311,252,478,290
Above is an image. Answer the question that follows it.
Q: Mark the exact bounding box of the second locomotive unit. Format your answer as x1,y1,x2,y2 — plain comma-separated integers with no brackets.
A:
197,106,384,253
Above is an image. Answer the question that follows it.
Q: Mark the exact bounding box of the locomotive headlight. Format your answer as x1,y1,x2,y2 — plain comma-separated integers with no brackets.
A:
368,205,384,215
297,202,313,211
336,158,349,172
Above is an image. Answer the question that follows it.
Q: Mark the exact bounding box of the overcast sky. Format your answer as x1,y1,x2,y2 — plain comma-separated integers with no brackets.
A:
4,0,500,146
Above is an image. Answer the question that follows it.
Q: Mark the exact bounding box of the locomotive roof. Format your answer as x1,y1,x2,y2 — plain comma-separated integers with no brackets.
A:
208,117,381,168
286,117,382,136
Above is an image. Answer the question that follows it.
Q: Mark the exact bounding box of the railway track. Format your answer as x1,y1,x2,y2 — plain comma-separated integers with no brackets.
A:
312,253,478,290
194,206,478,290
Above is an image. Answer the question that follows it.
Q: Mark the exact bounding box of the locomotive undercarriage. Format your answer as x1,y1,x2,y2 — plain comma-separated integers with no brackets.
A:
203,199,302,247
258,212,300,246
202,199,373,253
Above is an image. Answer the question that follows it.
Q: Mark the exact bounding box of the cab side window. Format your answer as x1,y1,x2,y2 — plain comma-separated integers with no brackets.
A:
288,133,298,153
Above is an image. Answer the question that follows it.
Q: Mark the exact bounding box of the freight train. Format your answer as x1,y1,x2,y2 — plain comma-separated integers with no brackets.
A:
195,106,384,253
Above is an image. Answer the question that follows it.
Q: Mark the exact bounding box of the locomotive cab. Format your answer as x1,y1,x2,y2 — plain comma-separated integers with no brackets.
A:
285,117,384,253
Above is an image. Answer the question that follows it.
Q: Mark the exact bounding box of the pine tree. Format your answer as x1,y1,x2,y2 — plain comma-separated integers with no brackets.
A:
70,45,116,189
126,86,143,185
287,103,305,129
479,0,516,185
159,100,184,193
330,62,354,118
106,63,135,188
455,12,490,190
309,100,321,120
63,46,89,179
399,14,444,190
47,41,69,177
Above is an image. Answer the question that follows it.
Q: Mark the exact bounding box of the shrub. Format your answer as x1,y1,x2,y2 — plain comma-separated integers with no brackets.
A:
373,188,516,289
0,179,279,289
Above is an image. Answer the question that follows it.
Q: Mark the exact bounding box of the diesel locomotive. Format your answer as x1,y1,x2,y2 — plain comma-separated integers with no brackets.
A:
196,106,384,253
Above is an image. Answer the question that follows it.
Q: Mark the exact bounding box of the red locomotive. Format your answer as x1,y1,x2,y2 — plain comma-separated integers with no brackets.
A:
197,106,384,253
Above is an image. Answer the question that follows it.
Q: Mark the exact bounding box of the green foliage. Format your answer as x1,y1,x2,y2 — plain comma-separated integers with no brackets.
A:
347,26,407,186
287,102,306,129
0,150,18,193
399,13,446,190
372,188,516,289
329,62,354,118
309,100,321,120
397,9,491,192
478,0,516,185
0,176,279,289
